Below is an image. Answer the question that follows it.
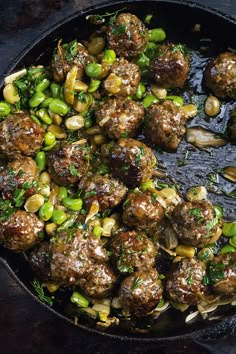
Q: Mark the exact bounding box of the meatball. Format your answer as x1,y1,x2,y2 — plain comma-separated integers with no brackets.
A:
109,230,157,273
0,210,44,252
122,190,164,231
150,43,190,88
104,58,141,97
209,252,236,296
50,229,109,285
78,174,128,212
0,113,44,158
171,200,219,248
204,52,236,99
165,258,206,304
119,269,163,316
144,100,188,151
28,242,51,282
109,138,156,187
95,97,144,139
0,157,39,201
51,41,91,82
46,142,90,186
78,264,117,299
106,12,148,59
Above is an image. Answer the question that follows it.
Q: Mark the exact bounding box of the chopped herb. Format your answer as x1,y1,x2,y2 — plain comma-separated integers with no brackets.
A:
206,217,218,231
158,273,165,280
120,165,129,172
189,208,202,217
111,24,126,35
38,231,44,240
57,214,78,232
69,164,80,177
176,150,190,167
151,193,157,204
136,234,143,240
207,172,219,184
86,8,126,25
13,189,25,207
132,276,143,290
155,182,169,190
9,168,16,177
156,298,165,309
0,199,15,221
135,146,145,165
62,39,78,58
76,91,87,103
208,262,225,282
117,264,134,273
120,131,130,138
223,189,236,199
31,280,54,306
214,205,224,218
18,169,26,177
144,14,153,24
84,190,97,198
170,43,190,57
202,275,211,286
187,275,194,285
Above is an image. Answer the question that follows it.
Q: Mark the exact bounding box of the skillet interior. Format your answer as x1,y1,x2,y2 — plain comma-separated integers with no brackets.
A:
0,0,236,341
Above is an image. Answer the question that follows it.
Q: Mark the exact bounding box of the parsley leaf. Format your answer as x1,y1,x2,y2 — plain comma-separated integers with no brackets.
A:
69,164,80,177
0,199,15,221
132,276,143,290
111,24,126,35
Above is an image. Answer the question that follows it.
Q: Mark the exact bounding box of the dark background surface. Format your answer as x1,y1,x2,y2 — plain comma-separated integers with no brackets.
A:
0,1,236,353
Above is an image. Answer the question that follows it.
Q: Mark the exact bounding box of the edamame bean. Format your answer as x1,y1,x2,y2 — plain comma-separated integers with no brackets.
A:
62,197,83,211
145,42,157,60
102,49,116,65
58,186,68,200
135,82,146,99
70,291,89,308
41,97,54,108
142,95,158,108
136,53,150,70
43,142,57,151
44,132,56,146
85,63,102,79
219,244,236,254
88,80,101,93
35,151,46,172
36,108,53,125
29,92,46,108
84,116,93,129
93,225,103,238
51,209,67,225
49,99,69,115
166,95,184,106
222,222,236,237
50,82,61,98
0,102,10,116
35,78,50,93
140,180,155,191
39,201,54,221
229,235,236,248
148,28,166,42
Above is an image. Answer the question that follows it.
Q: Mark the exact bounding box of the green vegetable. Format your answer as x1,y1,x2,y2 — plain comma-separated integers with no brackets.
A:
229,235,236,248
84,116,93,129
135,53,150,70
0,101,10,116
144,14,152,24
58,186,68,200
50,83,61,98
140,180,155,191
111,24,126,35
102,49,116,64
31,280,54,306
39,201,54,221
41,97,53,108
145,42,157,60
13,189,25,207
35,151,46,172
135,82,146,99
44,132,56,146
93,225,103,238
29,92,46,108
51,209,67,225
70,291,89,308
85,63,102,79
148,28,166,42
166,95,184,107
222,222,236,237
143,94,158,108
219,244,236,254
62,197,83,211
35,78,50,93
0,199,14,221
132,276,143,290
36,108,52,125
49,99,69,115
88,80,101,93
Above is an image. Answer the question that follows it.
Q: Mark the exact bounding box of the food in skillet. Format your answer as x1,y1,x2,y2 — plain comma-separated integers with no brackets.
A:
0,10,235,329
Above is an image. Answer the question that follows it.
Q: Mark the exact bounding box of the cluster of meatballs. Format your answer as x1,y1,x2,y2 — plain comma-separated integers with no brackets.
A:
0,11,236,320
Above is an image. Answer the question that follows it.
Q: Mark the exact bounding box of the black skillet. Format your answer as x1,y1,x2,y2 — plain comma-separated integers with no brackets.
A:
0,0,236,343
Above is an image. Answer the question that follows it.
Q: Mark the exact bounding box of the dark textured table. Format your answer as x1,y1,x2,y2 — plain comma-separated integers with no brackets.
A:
0,1,236,353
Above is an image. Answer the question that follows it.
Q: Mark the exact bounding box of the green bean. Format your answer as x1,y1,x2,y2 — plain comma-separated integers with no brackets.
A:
38,201,54,221
148,28,166,42
88,80,101,93
41,97,54,108
102,49,116,65
222,222,236,237
58,186,68,200
50,82,61,98
35,78,50,93
219,244,236,254
44,132,56,146
35,151,46,172
29,92,46,108
70,291,89,308
145,42,157,60
36,108,52,125
142,95,158,108
135,82,146,99
51,209,67,225
85,63,102,79
166,95,184,107
62,197,83,211
49,99,69,115
0,101,10,116
229,235,236,248
135,53,150,70
93,225,103,238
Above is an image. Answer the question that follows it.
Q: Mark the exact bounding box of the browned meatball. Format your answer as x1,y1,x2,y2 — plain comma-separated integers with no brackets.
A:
150,43,190,88
122,190,164,231
209,253,236,296
78,264,117,299
50,229,109,285
95,97,144,139
28,242,51,282
106,12,149,59
144,100,188,151
165,258,206,304
104,58,141,97
171,200,219,248
51,41,91,82
0,210,44,252
0,157,39,201
109,138,156,187
46,142,90,186
78,174,128,212
109,230,157,273
204,52,236,99
0,113,44,158
119,269,163,316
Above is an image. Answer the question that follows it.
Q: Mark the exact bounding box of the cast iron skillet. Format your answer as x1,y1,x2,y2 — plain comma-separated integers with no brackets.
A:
0,0,236,342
